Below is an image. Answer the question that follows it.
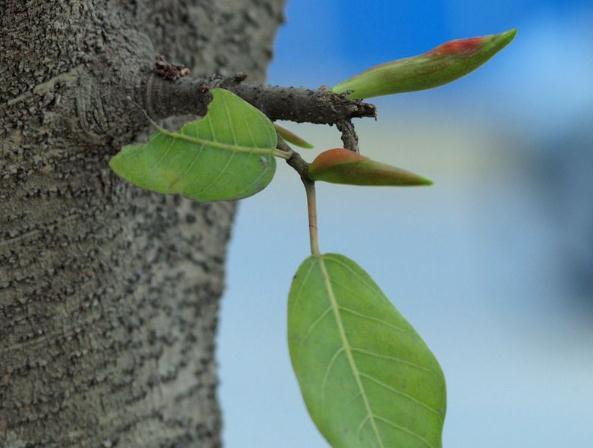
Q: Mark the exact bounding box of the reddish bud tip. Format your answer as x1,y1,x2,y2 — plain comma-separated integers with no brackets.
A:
309,148,432,187
428,37,485,56
310,148,366,171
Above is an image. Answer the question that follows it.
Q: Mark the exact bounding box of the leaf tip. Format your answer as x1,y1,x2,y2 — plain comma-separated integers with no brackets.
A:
417,176,433,186
501,28,518,43
486,28,517,55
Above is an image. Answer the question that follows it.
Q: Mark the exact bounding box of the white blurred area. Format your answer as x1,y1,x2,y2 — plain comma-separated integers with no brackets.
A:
218,2,593,447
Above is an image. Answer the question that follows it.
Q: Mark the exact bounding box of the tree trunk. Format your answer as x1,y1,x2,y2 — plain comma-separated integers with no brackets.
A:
0,1,284,446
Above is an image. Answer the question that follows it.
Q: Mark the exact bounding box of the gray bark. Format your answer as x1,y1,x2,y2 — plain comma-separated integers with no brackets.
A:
0,1,284,447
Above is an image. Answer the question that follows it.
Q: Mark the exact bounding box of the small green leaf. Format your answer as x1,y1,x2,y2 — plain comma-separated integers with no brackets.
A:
274,123,314,149
308,148,432,186
288,253,446,448
333,29,516,99
110,88,277,202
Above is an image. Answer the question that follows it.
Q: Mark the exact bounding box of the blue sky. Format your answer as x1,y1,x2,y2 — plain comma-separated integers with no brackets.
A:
218,2,593,447
271,0,593,77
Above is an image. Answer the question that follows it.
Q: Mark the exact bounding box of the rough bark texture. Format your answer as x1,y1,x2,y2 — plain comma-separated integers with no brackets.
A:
0,1,284,447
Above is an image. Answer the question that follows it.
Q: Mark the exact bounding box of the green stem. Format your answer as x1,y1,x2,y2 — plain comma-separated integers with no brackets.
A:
304,180,320,256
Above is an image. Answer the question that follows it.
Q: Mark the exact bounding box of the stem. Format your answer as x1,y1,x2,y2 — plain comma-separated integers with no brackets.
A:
142,74,377,124
304,179,320,256
276,138,320,256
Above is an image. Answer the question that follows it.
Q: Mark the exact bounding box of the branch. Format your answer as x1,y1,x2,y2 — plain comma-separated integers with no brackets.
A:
277,138,311,181
140,74,376,125
336,120,360,152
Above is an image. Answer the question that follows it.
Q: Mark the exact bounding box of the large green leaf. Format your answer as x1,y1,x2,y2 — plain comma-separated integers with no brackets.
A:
309,148,432,186
288,253,446,448
333,29,516,99
110,88,277,202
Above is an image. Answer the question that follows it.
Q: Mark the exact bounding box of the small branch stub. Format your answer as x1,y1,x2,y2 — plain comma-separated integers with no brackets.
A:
336,120,359,152
154,55,191,81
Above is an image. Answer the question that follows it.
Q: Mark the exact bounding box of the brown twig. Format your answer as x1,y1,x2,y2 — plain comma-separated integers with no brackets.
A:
140,74,376,125
276,138,311,181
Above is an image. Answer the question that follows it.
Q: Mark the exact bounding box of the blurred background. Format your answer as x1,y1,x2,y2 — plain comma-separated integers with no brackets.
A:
217,1,593,446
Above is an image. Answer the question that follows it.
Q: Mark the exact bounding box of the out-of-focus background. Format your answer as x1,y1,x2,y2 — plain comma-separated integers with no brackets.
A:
217,1,593,446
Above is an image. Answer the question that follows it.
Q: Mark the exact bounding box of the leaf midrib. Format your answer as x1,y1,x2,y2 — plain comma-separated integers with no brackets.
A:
153,122,276,156
317,255,385,448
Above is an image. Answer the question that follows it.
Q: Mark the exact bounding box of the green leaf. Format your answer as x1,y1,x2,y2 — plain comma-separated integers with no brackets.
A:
274,123,314,149
333,29,516,99
109,88,277,202
288,254,446,448
308,148,432,186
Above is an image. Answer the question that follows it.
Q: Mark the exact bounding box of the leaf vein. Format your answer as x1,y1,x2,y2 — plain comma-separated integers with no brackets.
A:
196,96,241,196
351,347,438,376
168,143,205,190
291,259,318,307
302,306,333,343
221,93,239,145
151,134,176,171
359,372,442,416
236,160,272,198
374,414,436,448
195,150,236,196
238,104,259,148
324,255,391,305
339,306,409,334
154,122,275,156
318,256,386,448
321,347,345,401
356,415,371,442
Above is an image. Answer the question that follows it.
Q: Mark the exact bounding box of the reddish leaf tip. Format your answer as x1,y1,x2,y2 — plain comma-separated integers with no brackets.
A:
428,37,485,56
428,29,516,57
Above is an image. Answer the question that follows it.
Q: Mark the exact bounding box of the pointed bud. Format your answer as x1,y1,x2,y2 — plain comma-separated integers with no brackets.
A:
332,29,516,99
274,123,314,149
308,148,432,186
